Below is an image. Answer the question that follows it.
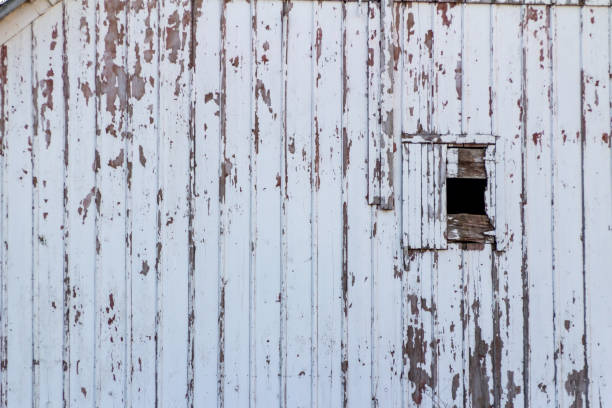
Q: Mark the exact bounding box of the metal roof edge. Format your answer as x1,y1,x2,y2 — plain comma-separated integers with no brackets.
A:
0,0,28,21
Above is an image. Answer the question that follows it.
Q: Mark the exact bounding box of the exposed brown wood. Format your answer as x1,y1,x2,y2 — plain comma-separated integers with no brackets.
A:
402,133,497,144
447,213,494,243
448,147,486,179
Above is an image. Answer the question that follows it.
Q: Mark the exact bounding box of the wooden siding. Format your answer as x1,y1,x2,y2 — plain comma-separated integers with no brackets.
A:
0,1,611,407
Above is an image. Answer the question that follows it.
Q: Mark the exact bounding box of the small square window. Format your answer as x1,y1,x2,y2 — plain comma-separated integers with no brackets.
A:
401,138,499,253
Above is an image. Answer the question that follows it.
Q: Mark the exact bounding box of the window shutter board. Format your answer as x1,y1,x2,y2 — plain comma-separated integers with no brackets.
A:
367,3,381,206
403,143,422,249
435,144,448,249
402,143,447,250
494,141,508,250
484,146,496,243
421,145,432,248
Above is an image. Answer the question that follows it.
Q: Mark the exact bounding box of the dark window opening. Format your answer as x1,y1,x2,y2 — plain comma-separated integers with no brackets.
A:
447,178,486,215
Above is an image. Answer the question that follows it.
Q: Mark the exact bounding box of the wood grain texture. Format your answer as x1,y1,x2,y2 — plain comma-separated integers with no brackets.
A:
447,214,495,244
3,26,34,408
0,2,609,407
32,6,64,407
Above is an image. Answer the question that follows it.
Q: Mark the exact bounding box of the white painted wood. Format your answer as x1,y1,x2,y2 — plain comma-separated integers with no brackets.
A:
220,3,251,407
192,0,222,405
373,1,403,403
94,0,127,403
32,6,64,407
464,246,495,408
491,5,524,406
402,2,419,135
251,2,282,406
523,6,555,407
156,0,192,405
434,144,447,249
429,6,465,407
126,0,158,403
404,143,422,249
403,142,445,250
64,0,97,403
433,3,462,135
401,144,410,250
282,3,313,407
4,27,33,408
551,8,586,408
0,3,611,407
312,2,343,407
462,4,491,137
416,2,433,134
434,245,464,408
583,7,612,408
344,4,373,405
460,7,497,408
367,2,381,206
378,0,397,209
422,144,434,249
0,40,7,408
484,145,496,234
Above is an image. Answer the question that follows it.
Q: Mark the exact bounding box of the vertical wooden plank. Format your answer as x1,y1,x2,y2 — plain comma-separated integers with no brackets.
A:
462,4,491,137
551,7,587,408
583,7,612,408
3,27,34,408
430,2,465,405
433,3,462,135
402,2,419,135
401,1,434,136
157,0,192,401
434,246,464,407
125,0,158,403
484,146,496,230
252,2,282,406
379,0,396,209
406,144,421,249
402,250,435,408
312,2,343,407
523,6,555,407
64,0,97,402
32,6,65,407
421,144,434,249
219,3,251,407
401,144,409,250
282,3,313,406
0,40,6,408
464,246,495,408
462,5,496,407
95,0,128,402
344,3,373,406
417,3,433,135
373,1,402,404
367,2,381,205
433,144,446,249
491,5,524,407
192,0,222,405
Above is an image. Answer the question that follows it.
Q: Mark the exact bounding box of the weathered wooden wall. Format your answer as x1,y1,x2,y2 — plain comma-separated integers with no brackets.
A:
0,1,611,407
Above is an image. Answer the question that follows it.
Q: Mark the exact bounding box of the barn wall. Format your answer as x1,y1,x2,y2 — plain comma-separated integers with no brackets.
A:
0,1,610,407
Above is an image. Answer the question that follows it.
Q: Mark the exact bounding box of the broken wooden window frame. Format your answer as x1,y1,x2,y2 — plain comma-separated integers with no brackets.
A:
401,133,506,256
